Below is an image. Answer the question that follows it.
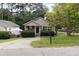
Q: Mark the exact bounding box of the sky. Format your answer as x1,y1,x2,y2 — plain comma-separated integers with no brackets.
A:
44,3,54,12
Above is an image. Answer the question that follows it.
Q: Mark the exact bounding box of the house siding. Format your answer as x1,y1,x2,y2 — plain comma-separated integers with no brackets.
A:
0,26,6,31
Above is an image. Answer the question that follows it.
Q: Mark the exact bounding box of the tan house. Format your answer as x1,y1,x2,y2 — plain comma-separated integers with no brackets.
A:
23,17,49,36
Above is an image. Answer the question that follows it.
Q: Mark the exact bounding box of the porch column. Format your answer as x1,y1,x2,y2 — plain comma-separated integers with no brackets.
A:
24,26,26,30
35,26,36,36
39,26,41,36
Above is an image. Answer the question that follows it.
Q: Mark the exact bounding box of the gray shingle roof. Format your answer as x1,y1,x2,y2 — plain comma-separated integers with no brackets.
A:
23,17,49,26
0,20,19,28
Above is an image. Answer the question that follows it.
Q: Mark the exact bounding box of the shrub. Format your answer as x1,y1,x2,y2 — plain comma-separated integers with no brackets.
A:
40,31,55,36
21,30,35,37
10,34,18,38
0,31,10,39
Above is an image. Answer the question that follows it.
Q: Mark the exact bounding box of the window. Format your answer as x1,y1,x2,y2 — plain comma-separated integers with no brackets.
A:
43,27,48,31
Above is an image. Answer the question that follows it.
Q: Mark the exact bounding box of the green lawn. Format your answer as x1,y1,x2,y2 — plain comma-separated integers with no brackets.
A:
31,32,79,48
0,38,18,43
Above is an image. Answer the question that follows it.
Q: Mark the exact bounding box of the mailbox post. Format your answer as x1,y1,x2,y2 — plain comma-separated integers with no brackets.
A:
48,27,52,45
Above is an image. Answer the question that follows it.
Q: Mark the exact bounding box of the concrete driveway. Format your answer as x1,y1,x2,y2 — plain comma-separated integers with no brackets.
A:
0,37,40,49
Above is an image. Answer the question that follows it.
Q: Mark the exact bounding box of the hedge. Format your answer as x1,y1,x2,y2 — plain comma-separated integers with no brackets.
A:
21,30,35,37
0,31,10,39
40,31,55,36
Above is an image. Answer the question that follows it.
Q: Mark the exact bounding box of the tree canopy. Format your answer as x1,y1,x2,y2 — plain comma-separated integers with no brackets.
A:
46,3,79,35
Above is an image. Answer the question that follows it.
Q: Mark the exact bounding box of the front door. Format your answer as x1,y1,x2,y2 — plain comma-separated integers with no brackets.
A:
36,26,39,36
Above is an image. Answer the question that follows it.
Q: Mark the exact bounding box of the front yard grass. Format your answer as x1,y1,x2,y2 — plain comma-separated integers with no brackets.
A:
0,38,19,43
31,32,79,48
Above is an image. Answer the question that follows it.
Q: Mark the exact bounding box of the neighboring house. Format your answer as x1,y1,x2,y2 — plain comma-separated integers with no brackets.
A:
0,20,22,35
23,17,49,36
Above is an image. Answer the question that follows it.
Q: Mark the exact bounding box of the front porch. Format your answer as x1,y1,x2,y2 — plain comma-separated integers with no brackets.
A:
24,26,48,36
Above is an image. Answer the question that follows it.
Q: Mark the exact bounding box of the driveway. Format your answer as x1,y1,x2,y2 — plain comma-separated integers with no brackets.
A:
0,37,40,49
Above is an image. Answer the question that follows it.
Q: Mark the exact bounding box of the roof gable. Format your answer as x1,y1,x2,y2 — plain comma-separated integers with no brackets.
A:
23,17,49,26
24,21,40,26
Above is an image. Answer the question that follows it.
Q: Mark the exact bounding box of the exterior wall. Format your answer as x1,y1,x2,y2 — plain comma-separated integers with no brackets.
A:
0,26,21,35
0,26,6,31
9,27,21,35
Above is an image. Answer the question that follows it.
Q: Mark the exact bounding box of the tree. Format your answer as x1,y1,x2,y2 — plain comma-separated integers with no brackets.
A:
15,11,31,29
0,3,4,19
14,3,48,18
46,3,79,36
45,6,64,34
59,3,79,35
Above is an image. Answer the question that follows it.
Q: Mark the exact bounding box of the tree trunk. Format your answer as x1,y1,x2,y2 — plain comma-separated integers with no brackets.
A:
65,26,72,36
7,3,10,21
67,31,71,36
1,3,3,20
54,26,58,35
55,27,58,35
